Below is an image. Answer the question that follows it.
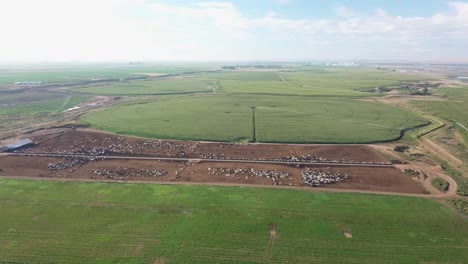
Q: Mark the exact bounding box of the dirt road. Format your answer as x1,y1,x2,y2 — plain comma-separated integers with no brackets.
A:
0,174,456,199
395,164,458,197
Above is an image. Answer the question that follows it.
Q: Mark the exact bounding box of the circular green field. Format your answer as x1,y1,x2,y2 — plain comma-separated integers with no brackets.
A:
80,95,427,143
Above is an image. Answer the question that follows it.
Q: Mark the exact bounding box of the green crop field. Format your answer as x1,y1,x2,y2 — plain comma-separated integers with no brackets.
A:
63,68,433,97
218,80,368,96
0,94,89,134
0,63,216,84
76,67,432,143
0,179,466,263
212,68,431,96
0,95,89,117
81,94,427,143
74,77,212,95
205,71,281,81
0,67,138,84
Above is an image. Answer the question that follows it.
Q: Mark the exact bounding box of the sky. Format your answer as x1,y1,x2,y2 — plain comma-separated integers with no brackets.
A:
0,0,467,62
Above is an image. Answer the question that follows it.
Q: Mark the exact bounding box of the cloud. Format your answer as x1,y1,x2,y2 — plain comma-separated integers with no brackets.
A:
0,0,467,61
335,5,356,17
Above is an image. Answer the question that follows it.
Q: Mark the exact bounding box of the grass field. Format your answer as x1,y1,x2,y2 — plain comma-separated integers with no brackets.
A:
0,179,466,263
74,77,212,95
0,64,215,84
75,67,433,143
205,71,281,81
0,67,139,84
64,68,433,97
212,68,431,96
0,94,89,134
0,95,89,116
80,94,427,143
411,87,468,144
0,90,65,104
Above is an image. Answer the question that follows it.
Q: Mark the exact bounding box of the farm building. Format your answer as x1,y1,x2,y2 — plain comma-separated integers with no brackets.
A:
0,139,34,152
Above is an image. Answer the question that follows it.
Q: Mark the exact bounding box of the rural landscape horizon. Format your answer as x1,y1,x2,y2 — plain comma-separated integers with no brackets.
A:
0,0,467,263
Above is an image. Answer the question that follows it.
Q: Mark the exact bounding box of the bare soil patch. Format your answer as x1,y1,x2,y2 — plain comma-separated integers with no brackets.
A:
0,156,426,194
269,223,278,242
342,227,352,238
26,129,388,162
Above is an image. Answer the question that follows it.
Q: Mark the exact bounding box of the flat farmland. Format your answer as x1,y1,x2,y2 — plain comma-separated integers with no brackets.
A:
205,71,280,81
80,95,427,143
0,64,215,84
65,68,433,97
0,95,89,116
285,68,430,90
0,179,466,263
218,80,367,96
0,67,138,84
0,94,90,133
213,68,431,96
74,77,213,95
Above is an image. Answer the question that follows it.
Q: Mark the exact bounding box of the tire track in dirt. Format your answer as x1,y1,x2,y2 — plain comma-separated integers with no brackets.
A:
456,122,468,132
421,135,463,166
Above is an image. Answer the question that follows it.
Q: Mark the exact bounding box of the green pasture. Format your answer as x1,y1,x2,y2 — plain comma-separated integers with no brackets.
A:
80,94,427,143
0,64,215,84
65,67,433,97
205,71,281,81
218,80,366,96
74,77,212,95
286,68,430,88
212,68,430,96
0,179,466,263
0,68,136,84
0,95,89,116
0,90,65,104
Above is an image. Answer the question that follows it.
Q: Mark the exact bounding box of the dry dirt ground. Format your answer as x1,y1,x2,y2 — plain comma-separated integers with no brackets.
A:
0,155,426,194
25,129,389,162
0,129,429,194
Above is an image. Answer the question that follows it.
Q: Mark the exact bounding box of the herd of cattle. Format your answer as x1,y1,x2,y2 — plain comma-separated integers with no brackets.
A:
35,137,197,157
44,153,351,187
22,135,390,166
47,157,97,172
282,155,391,165
208,167,290,185
208,167,349,187
301,169,349,187
91,167,167,180
25,135,358,186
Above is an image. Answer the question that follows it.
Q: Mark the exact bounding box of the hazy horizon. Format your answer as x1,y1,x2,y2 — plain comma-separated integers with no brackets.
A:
1,0,468,63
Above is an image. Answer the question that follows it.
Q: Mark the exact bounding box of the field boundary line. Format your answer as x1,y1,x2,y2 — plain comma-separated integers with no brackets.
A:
59,96,72,110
